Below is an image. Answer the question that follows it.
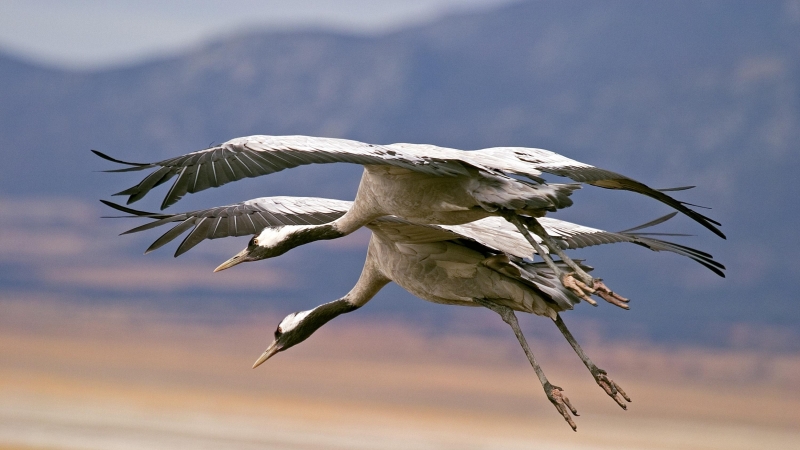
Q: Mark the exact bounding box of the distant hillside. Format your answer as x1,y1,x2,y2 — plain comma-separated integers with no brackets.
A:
1,0,797,346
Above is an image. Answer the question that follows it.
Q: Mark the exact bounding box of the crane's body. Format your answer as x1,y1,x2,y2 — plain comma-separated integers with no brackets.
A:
102,194,724,430
350,165,575,226
95,135,723,304
236,203,657,430
368,230,562,316
96,134,726,431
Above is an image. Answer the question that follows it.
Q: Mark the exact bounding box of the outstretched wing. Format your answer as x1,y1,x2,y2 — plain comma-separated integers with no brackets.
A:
94,135,470,209
95,134,725,240
467,146,725,239
364,218,464,244
101,197,351,256
103,196,724,277
104,196,465,255
441,213,725,277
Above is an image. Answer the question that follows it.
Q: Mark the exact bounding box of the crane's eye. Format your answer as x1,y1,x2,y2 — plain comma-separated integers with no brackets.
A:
249,236,257,247
274,327,282,339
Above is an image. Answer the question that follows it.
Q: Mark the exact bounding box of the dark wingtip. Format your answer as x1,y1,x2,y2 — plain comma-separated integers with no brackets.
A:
91,149,112,160
591,178,726,239
658,185,696,192
160,196,178,211
680,200,712,210
700,261,726,278
92,149,148,166
618,212,678,233
100,199,151,216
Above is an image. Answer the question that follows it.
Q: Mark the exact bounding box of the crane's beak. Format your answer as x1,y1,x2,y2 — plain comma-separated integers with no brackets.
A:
214,248,252,272
252,341,280,368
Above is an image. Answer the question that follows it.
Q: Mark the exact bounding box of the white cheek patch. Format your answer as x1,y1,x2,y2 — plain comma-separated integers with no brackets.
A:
256,226,309,248
280,309,313,332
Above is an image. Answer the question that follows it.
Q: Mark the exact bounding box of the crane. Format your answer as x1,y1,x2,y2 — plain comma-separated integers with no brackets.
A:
94,135,724,305
102,196,724,430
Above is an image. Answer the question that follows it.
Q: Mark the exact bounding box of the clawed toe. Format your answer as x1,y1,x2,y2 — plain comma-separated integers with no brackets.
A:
592,279,630,309
560,274,630,309
594,369,631,409
544,383,579,431
560,273,598,306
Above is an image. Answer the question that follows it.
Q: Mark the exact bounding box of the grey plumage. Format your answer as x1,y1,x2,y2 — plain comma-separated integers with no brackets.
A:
208,202,624,430
101,195,723,429
95,136,724,305
96,133,726,430
94,135,724,239
101,198,724,277
96,135,726,301
93,136,469,208
102,197,351,256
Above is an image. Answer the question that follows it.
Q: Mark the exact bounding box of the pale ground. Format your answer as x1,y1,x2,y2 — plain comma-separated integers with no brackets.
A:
1,298,798,450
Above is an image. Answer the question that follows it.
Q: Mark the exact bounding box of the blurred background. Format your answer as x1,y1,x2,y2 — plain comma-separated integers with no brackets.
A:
1,1,798,448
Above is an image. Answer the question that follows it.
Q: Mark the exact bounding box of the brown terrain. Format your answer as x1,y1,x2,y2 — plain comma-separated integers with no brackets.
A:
1,297,798,450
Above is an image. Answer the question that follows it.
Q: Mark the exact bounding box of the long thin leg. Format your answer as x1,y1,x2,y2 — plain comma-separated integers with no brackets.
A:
474,298,579,431
528,217,629,308
553,314,631,409
506,215,599,306
526,218,593,282
528,215,629,309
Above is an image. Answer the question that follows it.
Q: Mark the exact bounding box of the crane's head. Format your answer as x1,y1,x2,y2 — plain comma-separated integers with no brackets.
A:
214,224,342,272
252,299,359,368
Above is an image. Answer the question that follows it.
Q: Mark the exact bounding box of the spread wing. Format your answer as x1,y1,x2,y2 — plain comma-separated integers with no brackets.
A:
468,146,724,239
95,134,724,240
441,213,725,277
102,196,724,277
390,142,724,239
364,218,464,244
94,135,470,209
101,197,351,256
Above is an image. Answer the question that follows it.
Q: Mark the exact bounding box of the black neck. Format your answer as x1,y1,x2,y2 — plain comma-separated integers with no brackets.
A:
274,223,345,257
292,298,360,344
290,223,344,245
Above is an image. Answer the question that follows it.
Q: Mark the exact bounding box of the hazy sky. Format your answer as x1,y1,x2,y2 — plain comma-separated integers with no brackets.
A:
0,0,514,69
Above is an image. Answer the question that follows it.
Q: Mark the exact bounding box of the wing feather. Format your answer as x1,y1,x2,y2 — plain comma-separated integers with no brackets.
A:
101,197,353,255
441,214,724,277
175,217,212,257
146,219,195,254
96,136,468,209
469,147,725,238
101,196,724,277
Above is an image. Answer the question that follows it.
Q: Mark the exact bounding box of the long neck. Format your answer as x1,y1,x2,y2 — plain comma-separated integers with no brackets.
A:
295,223,344,242
343,238,391,307
300,298,362,332
331,169,387,235
297,246,390,337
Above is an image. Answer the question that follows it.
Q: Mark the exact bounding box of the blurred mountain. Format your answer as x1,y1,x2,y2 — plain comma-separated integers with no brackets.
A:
1,0,798,347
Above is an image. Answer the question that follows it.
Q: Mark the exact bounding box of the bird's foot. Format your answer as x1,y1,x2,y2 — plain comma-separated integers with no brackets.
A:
560,273,598,306
592,279,629,309
592,368,631,409
544,382,579,431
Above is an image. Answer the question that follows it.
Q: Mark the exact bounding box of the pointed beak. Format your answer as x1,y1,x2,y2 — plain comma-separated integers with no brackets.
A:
214,247,252,272
252,341,280,368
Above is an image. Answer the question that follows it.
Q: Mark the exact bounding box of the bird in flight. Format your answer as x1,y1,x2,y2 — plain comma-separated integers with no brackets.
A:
102,195,724,430
94,135,724,305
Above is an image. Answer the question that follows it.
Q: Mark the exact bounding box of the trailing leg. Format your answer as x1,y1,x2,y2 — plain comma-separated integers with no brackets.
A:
505,215,598,306
553,314,631,409
475,298,579,431
527,215,629,309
